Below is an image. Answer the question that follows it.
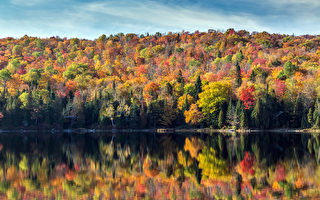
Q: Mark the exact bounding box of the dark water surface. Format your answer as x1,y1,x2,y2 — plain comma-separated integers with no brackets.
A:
0,131,319,199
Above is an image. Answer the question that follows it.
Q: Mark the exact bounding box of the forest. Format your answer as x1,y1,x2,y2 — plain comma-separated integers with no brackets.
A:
0,29,320,129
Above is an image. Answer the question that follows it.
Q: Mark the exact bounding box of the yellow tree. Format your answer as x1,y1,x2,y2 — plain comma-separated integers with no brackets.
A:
197,80,231,116
184,104,203,125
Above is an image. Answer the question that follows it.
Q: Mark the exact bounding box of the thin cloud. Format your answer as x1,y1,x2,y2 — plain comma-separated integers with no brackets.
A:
0,0,319,39
80,0,268,33
9,0,47,6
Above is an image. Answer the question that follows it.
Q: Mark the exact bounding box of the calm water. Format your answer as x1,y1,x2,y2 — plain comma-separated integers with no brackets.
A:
0,132,318,199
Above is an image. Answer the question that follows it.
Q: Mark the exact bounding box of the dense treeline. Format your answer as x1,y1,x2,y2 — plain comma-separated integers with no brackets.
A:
0,29,320,129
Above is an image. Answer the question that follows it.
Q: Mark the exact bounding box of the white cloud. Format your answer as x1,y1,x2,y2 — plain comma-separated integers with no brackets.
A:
1,0,320,39
79,0,268,33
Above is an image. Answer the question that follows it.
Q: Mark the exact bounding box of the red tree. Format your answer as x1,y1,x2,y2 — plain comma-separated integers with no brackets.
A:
274,80,286,97
240,85,255,109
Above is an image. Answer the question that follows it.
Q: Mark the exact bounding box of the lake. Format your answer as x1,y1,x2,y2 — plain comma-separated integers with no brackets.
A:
0,131,318,199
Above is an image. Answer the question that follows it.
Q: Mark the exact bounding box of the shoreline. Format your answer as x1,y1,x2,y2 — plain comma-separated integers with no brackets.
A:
0,128,319,134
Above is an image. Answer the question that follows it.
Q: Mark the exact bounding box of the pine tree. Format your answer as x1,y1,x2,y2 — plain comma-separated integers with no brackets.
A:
183,94,189,111
46,80,51,91
314,115,320,129
218,109,224,128
177,70,184,84
313,99,319,121
234,99,242,128
235,63,242,87
240,109,248,129
194,75,202,100
308,107,314,126
251,99,262,128
226,99,235,127
262,98,271,129
301,111,309,128
249,69,255,82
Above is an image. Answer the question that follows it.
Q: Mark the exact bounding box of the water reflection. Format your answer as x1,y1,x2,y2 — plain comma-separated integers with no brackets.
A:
0,132,318,199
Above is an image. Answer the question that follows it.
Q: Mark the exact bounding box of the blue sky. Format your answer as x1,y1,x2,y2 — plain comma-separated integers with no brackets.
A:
0,0,319,39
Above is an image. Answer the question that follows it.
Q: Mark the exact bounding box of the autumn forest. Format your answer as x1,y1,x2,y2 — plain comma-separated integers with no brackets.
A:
0,29,319,129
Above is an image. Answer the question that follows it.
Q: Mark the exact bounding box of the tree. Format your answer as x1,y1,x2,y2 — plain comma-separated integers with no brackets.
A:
240,85,255,109
177,70,184,84
184,104,203,126
226,99,235,127
218,109,225,128
197,80,231,117
251,99,262,128
194,75,202,100
234,99,242,127
308,107,314,126
23,69,43,88
12,45,22,56
314,115,320,129
177,94,194,111
7,59,21,73
105,104,115,127
313,99,319,123
0,69,12,96
235,63,242,87
240,109,248,129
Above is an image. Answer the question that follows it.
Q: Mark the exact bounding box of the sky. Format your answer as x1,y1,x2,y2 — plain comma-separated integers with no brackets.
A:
0,0,319,39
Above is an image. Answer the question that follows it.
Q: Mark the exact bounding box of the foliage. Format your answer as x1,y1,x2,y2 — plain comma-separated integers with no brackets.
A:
0,30,317,129
184,104,203,126
197,80,231,116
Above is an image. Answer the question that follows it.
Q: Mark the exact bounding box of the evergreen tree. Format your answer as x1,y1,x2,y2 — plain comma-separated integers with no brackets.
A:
182,94,189,111
308,107,314,126
313,98,319,121
249,69,255,82
314,115,320,129
240,109,248,129
177,70,184,84
234,99,242,128
251,99,262,128
129,102,140,128
166,82,173,96
301,111,309,128
46,80,51,91
218,109,224,128
194,75,202,100
262,99,271,129
226,99,235,127
235,63,242,87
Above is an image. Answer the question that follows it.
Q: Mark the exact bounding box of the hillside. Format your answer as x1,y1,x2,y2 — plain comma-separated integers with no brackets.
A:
0,29,319,129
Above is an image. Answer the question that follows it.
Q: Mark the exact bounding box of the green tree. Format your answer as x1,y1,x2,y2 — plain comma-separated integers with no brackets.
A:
235,63,242,87
314,116,320,129
194,75,202,100
251,99,262,128
0,69,12,96
240,109,248,129
12,45,22,56
226,99,235,127
218,109,225,128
